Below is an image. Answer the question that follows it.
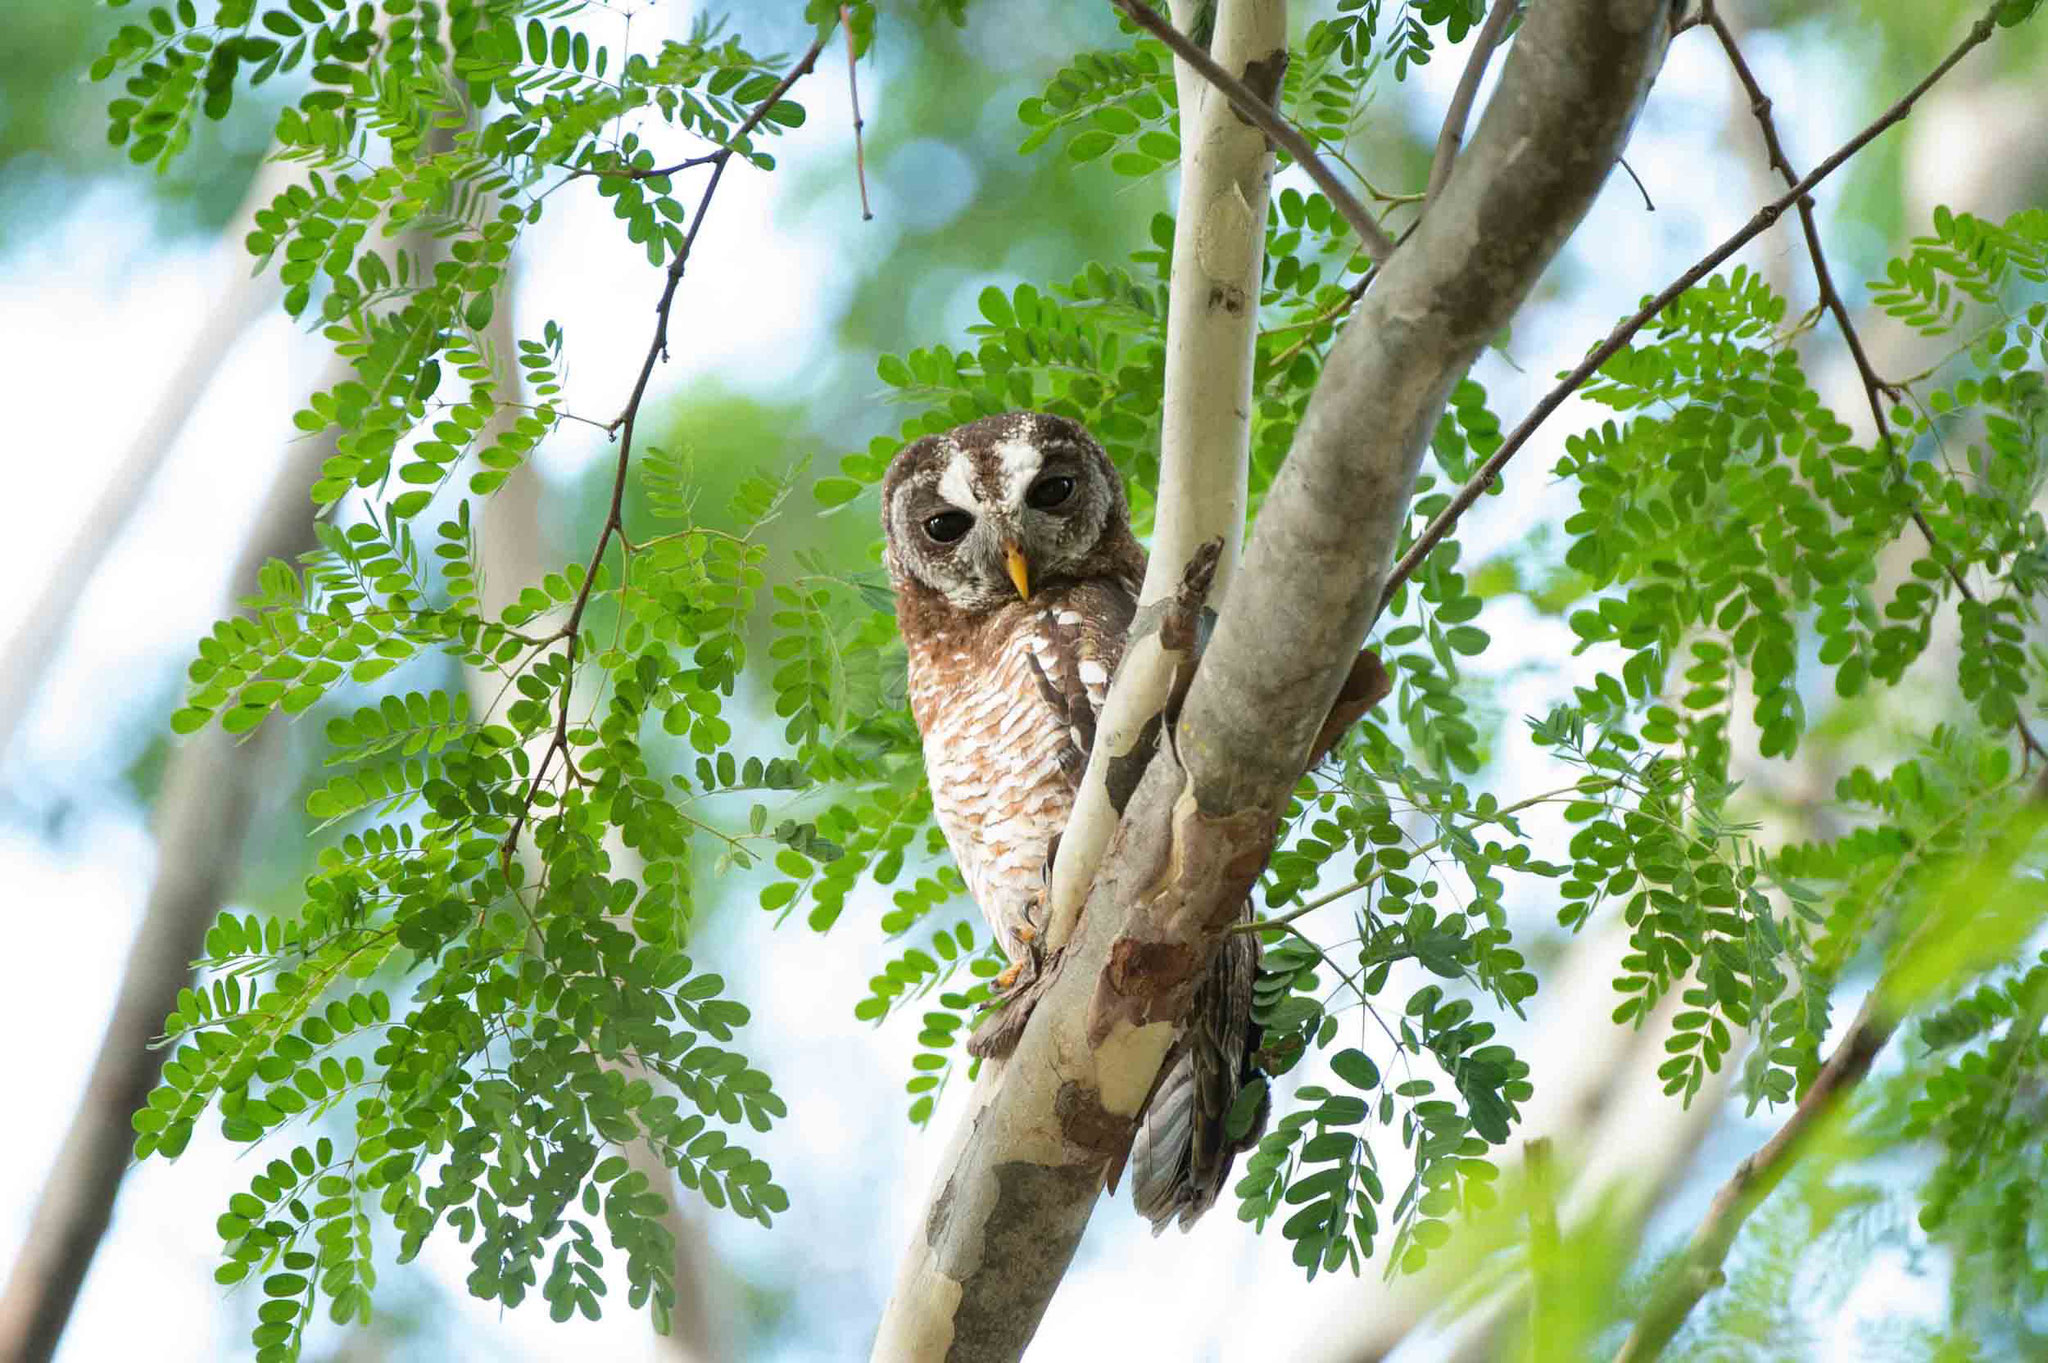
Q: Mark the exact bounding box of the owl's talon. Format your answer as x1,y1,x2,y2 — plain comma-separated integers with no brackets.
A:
968,939,1058,1061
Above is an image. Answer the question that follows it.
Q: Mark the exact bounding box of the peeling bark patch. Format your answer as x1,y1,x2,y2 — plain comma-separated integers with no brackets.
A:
1237,50,1290,117
1106,936,1199,996
945,1160,1098,1363
1088,937,1200,1049
927,1167,959,1250
1054,1080,1132,1158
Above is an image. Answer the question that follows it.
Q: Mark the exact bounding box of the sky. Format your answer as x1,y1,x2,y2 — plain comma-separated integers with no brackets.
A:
0,4,1986,1360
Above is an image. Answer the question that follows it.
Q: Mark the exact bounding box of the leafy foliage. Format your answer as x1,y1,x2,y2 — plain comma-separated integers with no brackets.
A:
90,0,2048,1355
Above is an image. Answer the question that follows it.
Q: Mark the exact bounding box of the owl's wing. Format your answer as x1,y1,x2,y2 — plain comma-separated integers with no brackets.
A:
1023,580,1136,787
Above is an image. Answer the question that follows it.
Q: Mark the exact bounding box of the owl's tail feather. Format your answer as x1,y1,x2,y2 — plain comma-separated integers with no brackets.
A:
1128,926,1267,1234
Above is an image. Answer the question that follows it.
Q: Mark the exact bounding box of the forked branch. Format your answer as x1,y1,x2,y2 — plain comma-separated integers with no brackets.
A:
874,3,1676,1358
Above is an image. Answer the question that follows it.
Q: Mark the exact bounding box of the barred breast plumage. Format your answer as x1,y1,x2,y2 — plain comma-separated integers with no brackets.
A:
904,585,1130,957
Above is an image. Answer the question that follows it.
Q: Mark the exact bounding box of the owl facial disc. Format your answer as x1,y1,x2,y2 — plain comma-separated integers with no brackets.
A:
881,410,1126,615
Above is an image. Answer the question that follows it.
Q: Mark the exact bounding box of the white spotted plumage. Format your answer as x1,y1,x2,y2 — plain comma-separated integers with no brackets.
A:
906,598,1121,957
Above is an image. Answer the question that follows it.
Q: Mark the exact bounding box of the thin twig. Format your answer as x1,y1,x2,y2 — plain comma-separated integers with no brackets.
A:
1111,0,1398,266
1700,2,2046,765
841,5,873,220
1617,155,1656,212
1265,273,1374,376
561,151,724,188
1609,995,1893,1363
1236,785,1575,934
1378,4,2004,619
1426,0,1520,204
499,31,831,874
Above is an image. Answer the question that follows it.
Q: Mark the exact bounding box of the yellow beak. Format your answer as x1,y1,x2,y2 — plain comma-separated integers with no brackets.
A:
1003,541,1032,600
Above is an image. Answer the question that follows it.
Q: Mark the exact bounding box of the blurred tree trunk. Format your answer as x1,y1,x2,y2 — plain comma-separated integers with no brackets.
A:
0,355,344,1362
0,149,301,758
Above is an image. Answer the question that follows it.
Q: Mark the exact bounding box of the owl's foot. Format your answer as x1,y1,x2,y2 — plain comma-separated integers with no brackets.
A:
992,924,1038,991
968,932,1057,1062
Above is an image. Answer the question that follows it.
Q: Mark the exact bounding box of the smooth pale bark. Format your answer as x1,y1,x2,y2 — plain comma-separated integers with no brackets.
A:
1044,0,1283,952
1176,0,1673,812
873,4,1678,1360
0,360,345,1362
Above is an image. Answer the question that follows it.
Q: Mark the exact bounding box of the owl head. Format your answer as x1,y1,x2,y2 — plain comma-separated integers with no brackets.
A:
882,411,1133,615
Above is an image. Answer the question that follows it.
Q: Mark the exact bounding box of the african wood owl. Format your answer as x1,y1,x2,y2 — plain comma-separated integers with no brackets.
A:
882,409,1264,1230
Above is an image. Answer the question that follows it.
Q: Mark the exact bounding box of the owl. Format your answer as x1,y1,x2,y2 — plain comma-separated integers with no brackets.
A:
882,409,1264,1230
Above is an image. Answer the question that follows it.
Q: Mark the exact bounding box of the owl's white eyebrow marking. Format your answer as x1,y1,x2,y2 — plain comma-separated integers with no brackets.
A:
936,448,977,510
993,438,1042,500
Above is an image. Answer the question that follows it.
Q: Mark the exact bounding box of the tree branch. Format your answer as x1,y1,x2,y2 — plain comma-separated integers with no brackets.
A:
499,32,829,873
1379,2,2005,615
1700,1,2046,765
842,6,874,221
1609,995,1893,1363
1112,0,1398,267
1042,0,1284,954
1426,0,1520,204
873,4,1674,1358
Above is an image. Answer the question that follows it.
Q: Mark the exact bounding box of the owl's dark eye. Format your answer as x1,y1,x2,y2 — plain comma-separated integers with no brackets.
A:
923,509,974,544
1026,475,1075,510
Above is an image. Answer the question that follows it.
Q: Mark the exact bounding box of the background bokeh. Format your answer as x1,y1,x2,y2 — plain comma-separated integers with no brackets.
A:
3,2,2044,1359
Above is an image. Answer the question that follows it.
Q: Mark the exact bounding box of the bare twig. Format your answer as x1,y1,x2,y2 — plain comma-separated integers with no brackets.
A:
1617,156,1655,212
1379,4,2005,618
1700,2,2046,764
1426,0,1519,203
842,6,874,220
1610,996,1893,1363
499,32,830,872
1111,0,1399,266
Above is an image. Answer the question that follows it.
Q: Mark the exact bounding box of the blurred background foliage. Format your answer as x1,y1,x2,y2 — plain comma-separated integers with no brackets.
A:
3,0,2045,1360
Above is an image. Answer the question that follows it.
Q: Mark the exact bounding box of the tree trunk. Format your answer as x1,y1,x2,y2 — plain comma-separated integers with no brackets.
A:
871,3,1678,1359
1044,0,1283,952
